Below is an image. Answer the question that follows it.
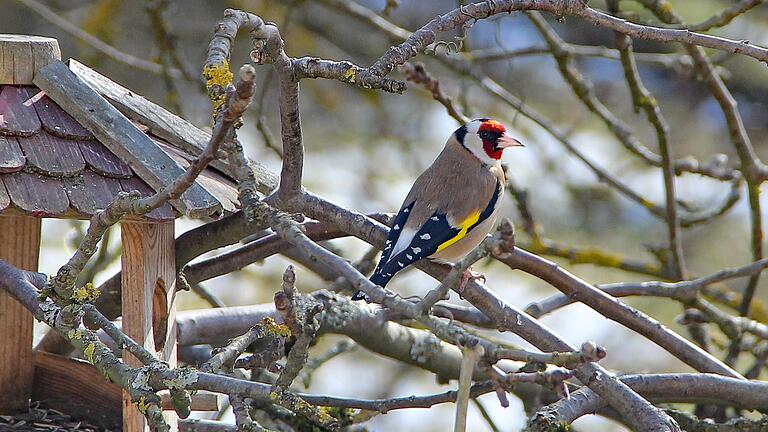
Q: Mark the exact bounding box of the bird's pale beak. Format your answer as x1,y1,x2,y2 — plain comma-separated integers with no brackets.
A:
497,134,524,148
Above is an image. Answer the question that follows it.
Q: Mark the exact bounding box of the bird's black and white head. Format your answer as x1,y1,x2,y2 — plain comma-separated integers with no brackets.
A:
454,118,523,165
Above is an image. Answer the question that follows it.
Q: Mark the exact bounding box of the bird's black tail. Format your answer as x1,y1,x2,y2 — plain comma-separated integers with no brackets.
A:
351,269,394,301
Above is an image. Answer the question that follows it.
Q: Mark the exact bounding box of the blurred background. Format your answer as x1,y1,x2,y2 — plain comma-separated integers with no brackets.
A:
3,0,768,430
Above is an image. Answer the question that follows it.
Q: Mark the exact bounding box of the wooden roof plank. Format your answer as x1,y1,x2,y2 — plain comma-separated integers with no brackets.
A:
0,85,41,136
17,130,86,177
197,171,239,214
64,170,124,216
155,139,238,214
0,135,25,173
32,93,94,140
68,60,234,177
2,171,69,216
78,140,132,178
34,61,221,218
68,59,279,194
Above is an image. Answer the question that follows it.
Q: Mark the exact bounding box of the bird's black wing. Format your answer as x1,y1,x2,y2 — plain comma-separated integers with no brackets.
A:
351,202,419,300
352,180,501,301
377,202,415,267
371,212,461,285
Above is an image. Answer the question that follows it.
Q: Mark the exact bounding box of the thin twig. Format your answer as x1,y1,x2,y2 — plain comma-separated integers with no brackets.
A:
399,62,469,124
454,342,484,432
678,0,766,32
637,0,766,366
610,0,684,278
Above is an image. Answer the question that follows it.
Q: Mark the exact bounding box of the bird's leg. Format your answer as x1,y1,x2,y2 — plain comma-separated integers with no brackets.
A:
458,267,485,292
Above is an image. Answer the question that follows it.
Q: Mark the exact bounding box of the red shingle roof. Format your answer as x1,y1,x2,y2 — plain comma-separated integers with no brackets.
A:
0,85,238,220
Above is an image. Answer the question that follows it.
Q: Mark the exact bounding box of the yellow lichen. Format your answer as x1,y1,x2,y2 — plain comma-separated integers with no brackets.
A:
67,328,85,340
525,241,662,275
638,94,657,108
204,60,234,88
136,396,150,414
352,409,378,423
203,61,234,112
342,67,356,83
262,316,292,338
321,406,355,422
295,398,335,423
83,342,97,363
72,282,100,303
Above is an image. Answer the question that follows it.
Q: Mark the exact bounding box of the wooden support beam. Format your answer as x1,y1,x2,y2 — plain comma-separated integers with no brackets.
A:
0,215,41,414
121,221,178,432
33,61,222,218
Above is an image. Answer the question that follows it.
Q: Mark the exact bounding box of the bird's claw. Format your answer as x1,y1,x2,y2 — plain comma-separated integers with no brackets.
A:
459,268,486,292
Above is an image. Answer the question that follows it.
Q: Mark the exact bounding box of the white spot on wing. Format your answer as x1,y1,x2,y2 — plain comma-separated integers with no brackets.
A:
430,216,440,221
403,207,410,213
411,247,421,254
420,233,431,240
393,224,400,230
406,254,413,260
398,262,404,267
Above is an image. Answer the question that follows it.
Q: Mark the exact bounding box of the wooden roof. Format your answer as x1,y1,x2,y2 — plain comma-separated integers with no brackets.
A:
0,81,239,220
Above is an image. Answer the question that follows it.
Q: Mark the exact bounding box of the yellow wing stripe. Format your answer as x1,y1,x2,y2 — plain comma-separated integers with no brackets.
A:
436,211,481,252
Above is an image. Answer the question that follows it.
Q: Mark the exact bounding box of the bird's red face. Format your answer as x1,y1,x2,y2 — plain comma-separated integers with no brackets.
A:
478,120,518,159
456,118,523,164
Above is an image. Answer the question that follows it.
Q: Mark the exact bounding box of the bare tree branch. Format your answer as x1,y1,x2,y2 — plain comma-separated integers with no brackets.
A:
525,257,768,318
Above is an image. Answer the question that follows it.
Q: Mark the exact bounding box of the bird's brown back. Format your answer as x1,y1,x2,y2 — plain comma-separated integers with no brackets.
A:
401,137,505,231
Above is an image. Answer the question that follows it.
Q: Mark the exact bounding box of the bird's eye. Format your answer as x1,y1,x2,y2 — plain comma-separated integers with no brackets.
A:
479,131,491,140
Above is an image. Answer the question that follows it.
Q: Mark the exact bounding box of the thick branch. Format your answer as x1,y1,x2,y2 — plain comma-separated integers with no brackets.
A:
525,257,768,318
494,243,741,378
530,373,768,427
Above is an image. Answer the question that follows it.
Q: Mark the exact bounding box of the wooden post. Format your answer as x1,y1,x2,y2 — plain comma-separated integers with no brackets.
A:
0,34,61,85
121,221,178,432
0,34,58,415
0,215,41,413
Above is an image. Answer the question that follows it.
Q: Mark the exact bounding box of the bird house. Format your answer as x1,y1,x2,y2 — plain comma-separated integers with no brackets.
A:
0,34,237,431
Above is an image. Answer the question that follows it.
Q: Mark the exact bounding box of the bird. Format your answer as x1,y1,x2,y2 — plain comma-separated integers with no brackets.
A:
352,118,523,301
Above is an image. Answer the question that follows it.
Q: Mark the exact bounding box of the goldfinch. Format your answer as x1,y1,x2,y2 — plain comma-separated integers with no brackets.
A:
353,118,523,300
